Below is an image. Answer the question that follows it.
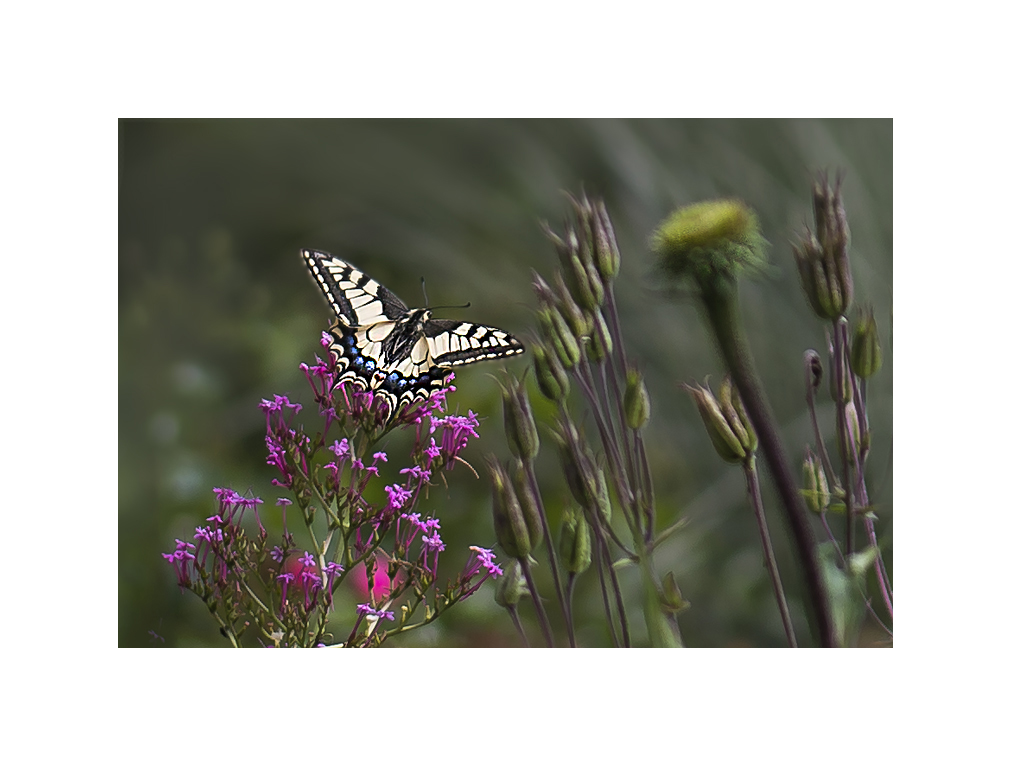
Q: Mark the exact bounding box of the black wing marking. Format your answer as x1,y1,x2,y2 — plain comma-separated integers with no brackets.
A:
302,249,408,327
424,319,525,366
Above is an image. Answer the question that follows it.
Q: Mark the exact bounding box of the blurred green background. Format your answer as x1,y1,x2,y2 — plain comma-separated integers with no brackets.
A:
119,119,892,648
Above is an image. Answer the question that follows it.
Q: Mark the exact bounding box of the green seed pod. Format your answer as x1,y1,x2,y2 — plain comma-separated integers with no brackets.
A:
553,421,593,510
502,375,540,461
812,172,852,313
623,368,651,431
537,306,580,369
512,460,544,552
586,310,612,363
494,559,527,607
802,448,831,514
830,320,853,405
683,381,747,463
719,375,757,456
793,174,853,321
553,270,591,339
488,456,531,559
591,198,621,282
589,461,612,525
851,308,883,380
554,216,603,312
532,341,569,402
842,401,862,465
564,248,604,312
558,506,592,575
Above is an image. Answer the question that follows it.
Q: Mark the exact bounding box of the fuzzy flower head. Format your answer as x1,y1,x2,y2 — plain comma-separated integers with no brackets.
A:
651,199,768,291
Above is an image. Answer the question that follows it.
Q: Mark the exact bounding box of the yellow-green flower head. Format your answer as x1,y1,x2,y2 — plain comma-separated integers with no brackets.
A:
651,199,768,288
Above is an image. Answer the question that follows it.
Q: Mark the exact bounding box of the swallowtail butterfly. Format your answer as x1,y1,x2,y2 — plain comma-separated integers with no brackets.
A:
303,249,524,420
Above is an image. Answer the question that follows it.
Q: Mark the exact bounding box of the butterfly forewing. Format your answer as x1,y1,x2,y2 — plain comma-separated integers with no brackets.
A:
302,249,408,327
302,249,524,421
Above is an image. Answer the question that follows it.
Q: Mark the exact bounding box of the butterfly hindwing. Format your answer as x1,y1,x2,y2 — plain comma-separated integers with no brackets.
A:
302,248,524,421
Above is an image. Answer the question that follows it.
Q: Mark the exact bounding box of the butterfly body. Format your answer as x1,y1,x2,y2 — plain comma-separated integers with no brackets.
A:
303,249,524,419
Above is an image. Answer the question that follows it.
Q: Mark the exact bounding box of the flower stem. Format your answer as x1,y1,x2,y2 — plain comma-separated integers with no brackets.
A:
742,458,798,647
518,556,554,647
700,279,837,647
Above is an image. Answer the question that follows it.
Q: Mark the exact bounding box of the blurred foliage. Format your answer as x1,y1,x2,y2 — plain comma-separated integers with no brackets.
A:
120,119,892,647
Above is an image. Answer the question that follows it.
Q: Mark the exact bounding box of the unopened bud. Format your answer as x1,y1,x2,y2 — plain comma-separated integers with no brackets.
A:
512,461,544,552
802,448,831,514
683,380,747,463
502,375,540,461
537,306,580,369
554,421,601,515
553,271,591,339
494,559,527,607
532,341,569,402
851,308,883,379
659,572,690,614
563,246,604,312
586,310,612,363
830,320,853,404
842,401,862,465
488,456,532,559
558,506,592,575
623,368,651,430
591,199,621,281
718,375,757,456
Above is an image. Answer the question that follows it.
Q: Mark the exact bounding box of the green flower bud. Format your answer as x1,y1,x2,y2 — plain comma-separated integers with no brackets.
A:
553,424,591,510
851,308,883,379
553,421,608,521
488,456,532,559
623,368,651,430
842,401,862,465
589,461,612,525
512,460,544,552
494,558,527,608
802,448,831,514
586,310,613,363
563,246,604,312
683,380,747,463
591,198,621,281
718,375,757,456
537,306,580,369
659,571,690,614
829,320,853,405
553,271,591,339
558,506,592,575
651,199,767,287
502,374,540,461
532,341,569,402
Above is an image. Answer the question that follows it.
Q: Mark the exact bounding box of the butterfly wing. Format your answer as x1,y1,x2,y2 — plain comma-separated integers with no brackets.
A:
302,249,408,328
424,319,525,366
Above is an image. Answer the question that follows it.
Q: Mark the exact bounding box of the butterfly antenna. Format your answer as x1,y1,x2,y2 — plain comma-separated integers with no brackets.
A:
420,276,429,307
